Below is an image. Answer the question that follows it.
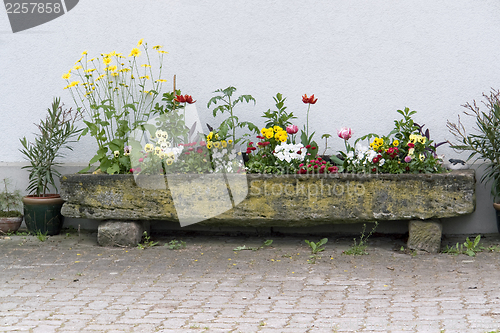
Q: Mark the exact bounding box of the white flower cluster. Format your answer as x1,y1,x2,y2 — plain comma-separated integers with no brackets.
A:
274,143,305,163
346,143,385,166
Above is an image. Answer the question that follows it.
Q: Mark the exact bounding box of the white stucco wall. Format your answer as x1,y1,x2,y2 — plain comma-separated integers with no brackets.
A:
1,0,499,233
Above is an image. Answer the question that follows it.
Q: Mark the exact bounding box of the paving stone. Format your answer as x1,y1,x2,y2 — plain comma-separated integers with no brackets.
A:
2,231,500,332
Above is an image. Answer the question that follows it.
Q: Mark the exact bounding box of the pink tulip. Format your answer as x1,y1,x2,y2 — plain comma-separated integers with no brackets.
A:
337,127,352,140
286,124,299,135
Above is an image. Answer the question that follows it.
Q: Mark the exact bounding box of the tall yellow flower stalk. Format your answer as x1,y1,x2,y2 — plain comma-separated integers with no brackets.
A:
62,40,168,174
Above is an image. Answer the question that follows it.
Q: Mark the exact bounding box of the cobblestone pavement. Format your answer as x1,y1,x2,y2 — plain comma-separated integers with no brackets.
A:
1,230,500,333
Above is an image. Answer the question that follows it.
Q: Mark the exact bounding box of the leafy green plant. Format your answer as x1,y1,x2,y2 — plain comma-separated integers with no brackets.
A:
207,86,258,144
0,178,23,217
233,240,273,251
36,231,48,242
137,231,158,249
342,108,446,174
19,98,82,196
262,93,296,129
65,40,167,174
343,222,378,256
166,239,186,250
447,89,500,201
442,235,484,257
305,238,328,254
153,90,190,146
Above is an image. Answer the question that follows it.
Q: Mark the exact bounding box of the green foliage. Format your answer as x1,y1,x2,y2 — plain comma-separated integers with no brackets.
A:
442,235,484,257
153,90,190,145
19,98,82,196
305,238,328,254
137,231,158,249
233,240,273,251
342,108,446,174
0,178,23,216
262,93,296,129
447,89,500,201
343,222,378,256
36,231,48,242
166,239,186,250
207,86,258,144
321,133,332,155
66,41,166,175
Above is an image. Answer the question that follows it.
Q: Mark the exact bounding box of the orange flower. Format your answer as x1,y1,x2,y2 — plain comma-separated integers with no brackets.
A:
174,94,196,104
302,94,318,104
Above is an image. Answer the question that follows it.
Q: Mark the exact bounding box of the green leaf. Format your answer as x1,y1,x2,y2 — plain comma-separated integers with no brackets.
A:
107,163,120,175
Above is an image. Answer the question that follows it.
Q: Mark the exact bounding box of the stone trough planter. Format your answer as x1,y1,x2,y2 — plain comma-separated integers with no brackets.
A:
60,170,476,252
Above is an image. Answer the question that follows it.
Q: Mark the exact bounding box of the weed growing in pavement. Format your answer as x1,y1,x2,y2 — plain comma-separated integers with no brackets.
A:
137,231,158,249
304,238,328,264
36,231,48,242
343,222,378,255
2,230,30,236
166,239,186,250
442,235,484,257
233,239,273,251
487,244,500,252
305,238,328,254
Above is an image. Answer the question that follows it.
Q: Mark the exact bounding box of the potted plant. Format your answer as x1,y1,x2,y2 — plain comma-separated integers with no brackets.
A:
0,178,23,233
447,89,500,231
19,97,82,235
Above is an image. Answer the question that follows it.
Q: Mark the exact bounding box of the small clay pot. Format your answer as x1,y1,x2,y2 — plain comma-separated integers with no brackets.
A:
0,216,23,233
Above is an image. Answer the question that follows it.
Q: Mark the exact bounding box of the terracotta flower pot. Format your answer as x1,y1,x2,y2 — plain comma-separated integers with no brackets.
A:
0,216,23,233
23,194,64,235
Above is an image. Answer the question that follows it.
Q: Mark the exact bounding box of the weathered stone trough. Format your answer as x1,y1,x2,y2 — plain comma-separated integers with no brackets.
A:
60,170,476,252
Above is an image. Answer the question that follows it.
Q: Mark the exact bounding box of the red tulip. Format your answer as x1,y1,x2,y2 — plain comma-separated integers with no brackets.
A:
174,94,196,104
302,94,318,104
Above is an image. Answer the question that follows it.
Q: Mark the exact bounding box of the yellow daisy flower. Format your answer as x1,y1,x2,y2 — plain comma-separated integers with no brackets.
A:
137,39,144,46
155,79,167,83
153,45,162,50
129,48,141,57
62,73,71,80
141,64,151,68
103,57,112,65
